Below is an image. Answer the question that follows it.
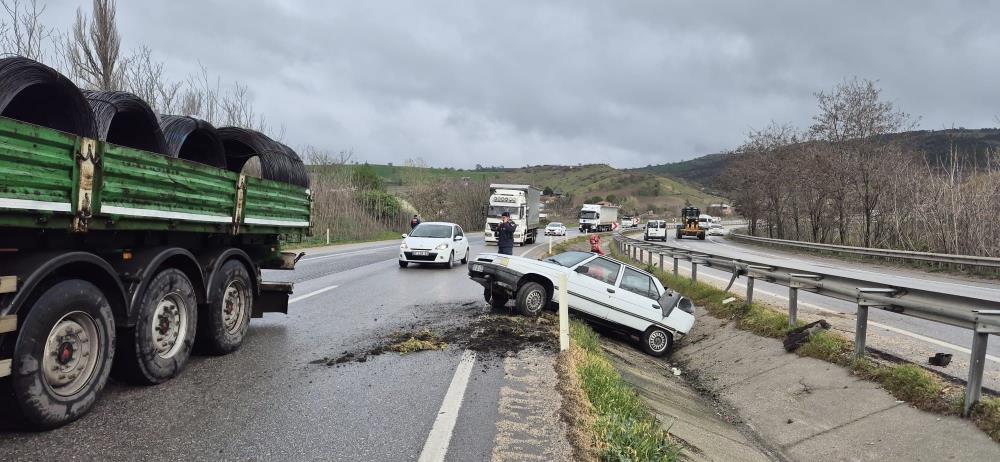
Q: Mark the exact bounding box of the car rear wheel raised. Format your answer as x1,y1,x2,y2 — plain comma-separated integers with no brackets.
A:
115,268,197,385
6,279,116,429
484,286,509,310
641,327,673,357
515,282,547,317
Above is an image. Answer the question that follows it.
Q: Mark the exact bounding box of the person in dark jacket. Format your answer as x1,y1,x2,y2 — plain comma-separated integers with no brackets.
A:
497,211,517,255
410,215,421,230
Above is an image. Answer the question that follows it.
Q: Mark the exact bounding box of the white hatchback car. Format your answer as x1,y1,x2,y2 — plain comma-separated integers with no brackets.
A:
469,251,694,356
399,222,470,268
545,222,567,236
708,223,725,236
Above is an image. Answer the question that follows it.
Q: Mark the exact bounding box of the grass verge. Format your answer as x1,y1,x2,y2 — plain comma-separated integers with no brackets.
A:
610,244,1000,442
568,320,682,461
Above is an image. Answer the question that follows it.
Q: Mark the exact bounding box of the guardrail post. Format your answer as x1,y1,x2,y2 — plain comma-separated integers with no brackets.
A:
672,256,678,277
854,303,869,358
647,250,653,266
659,253,664,271
691,260,698,283
788,286,799,326
746,276,754,306
559,273,569,352
963,310,1000,416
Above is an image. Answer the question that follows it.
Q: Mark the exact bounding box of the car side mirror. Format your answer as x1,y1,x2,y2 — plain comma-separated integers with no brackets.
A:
401,234,408,238
574,265,589,274
454,236,464,241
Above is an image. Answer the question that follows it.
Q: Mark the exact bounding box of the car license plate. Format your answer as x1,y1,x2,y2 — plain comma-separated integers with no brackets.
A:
472,263,484,272
413,251,429,256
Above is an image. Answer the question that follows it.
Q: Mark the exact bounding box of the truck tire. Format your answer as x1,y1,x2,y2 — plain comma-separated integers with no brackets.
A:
197,260,252,355
5,279,115,429
698,232,706,240
641,327,672,357
515,282,547,317
675,230,683,239
115,268,197,385
484,286,509,310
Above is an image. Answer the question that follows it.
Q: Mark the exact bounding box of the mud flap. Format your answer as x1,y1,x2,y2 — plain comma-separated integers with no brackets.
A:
253,281,293,317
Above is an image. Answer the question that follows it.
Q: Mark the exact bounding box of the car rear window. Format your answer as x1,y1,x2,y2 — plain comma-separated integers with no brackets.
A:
546,251,592,268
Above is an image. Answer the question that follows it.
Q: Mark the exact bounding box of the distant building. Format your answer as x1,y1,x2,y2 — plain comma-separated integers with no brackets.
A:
707,203,733,216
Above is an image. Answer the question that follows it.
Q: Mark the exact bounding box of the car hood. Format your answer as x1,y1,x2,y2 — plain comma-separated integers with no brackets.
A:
404,237,450,249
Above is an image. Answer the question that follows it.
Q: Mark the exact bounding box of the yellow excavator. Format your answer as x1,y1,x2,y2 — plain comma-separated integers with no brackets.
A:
676,206,706,240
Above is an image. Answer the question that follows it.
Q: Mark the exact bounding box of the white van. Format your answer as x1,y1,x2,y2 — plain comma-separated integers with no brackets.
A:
644,220,668,241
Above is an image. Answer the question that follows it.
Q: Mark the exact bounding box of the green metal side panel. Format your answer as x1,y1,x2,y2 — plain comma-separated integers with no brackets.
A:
243,176,311,236
98,143,238,230
0,117,76,217
0,116,311,236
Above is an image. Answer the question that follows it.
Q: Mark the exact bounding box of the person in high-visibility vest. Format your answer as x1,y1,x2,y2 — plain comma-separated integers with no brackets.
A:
590,234,604,256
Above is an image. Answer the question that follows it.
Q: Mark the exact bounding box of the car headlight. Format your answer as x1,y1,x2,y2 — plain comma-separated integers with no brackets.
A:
435,243,449,250
400,242,408,249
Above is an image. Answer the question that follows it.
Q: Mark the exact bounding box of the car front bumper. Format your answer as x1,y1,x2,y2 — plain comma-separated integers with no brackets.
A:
400,250,449,263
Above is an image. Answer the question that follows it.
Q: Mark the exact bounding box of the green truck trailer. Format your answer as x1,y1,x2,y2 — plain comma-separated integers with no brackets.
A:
0,115,311,428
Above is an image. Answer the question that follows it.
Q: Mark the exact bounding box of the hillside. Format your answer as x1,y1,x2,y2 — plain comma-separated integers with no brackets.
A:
311,163,726,218
636,128,1000,191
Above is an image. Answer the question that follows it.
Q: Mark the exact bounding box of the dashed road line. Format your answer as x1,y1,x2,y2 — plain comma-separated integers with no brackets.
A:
419,350,477,462
288,285,340,303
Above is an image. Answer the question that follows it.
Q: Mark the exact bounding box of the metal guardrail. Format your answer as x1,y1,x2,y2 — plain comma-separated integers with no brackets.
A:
612,233,1000,416
730,232,1000,270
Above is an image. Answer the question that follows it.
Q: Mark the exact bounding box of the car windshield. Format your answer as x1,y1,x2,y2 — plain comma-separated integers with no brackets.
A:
580,211,597,219
488,205,520,219
409,224,452,238
548,222,563,227
545,251,592,268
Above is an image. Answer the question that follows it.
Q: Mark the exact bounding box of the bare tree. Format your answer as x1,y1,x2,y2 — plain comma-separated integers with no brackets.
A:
811,77,913,247
64,0,123,90
124,45,181,112
304,146,353,165
0,0,53,59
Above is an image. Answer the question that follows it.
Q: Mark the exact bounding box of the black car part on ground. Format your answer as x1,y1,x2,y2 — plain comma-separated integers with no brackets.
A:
83,90,168,155
217,127,309,188
159,115,227,168
0,56,97,138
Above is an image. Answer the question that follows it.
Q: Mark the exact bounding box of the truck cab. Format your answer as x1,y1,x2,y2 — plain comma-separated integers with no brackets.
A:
484,184,541,246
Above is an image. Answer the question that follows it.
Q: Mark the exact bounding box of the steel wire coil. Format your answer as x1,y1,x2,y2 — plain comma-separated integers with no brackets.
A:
159,115,227,168
83,90,167,154
218,127,309,188
0,55,97,138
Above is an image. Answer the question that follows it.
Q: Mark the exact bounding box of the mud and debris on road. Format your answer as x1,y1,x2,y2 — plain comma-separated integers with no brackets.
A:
310,303,559,367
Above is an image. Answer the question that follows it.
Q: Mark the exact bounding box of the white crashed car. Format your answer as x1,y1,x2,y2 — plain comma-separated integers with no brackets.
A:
544,222,567,236
469,251,694,356
399,222,470,268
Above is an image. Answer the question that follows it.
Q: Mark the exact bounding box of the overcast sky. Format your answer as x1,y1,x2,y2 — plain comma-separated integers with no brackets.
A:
46,1,1000,168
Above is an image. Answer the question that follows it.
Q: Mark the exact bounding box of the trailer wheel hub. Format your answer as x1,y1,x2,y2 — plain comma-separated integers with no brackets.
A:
43,311,100,397
151,294,188,359
222,280,248,334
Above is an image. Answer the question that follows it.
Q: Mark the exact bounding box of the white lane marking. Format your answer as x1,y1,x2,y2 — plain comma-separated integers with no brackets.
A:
669,263,1000,364
288,285,340,304
300,245,399,262
419,350,477,462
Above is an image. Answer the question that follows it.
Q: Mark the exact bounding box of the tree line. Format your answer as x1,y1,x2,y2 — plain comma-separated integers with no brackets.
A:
722,78,999,257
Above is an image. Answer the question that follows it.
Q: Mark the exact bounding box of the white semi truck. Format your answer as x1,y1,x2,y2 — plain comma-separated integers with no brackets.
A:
578,203,619,233
484,184,541,246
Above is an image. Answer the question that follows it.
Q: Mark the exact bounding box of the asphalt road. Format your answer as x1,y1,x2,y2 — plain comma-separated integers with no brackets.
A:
0,230,577,461
637,230,1000,389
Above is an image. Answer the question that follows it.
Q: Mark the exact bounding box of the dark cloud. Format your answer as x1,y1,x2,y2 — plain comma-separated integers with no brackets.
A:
49,1,1000,167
